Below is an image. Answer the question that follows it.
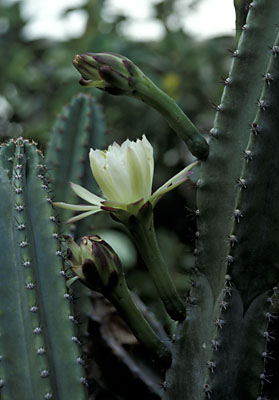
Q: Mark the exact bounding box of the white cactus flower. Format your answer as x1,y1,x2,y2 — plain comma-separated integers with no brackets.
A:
54,135,198,224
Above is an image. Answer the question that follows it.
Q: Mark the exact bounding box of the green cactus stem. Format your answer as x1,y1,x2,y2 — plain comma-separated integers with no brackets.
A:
234,0,251,44
0,138,87,400
46,93,105,237
127,203,186,322
164,1,279,399
46,93,106,342
73,53,209,160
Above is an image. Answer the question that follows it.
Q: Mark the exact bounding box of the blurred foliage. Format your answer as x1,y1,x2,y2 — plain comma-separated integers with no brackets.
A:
0,0,234,281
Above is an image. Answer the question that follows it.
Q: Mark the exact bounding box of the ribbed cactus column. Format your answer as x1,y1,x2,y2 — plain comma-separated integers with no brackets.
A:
208,32,279,399
164,1,279,399
46,93,106,341
46,93,105,237
0,138,87,400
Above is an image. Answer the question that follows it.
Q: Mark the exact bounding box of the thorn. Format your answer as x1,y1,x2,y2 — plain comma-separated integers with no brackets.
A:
220,300,228,310
223,286,232,296
13,186,23,194
77,357,87,367
243,150,253,162
237,178,247,189
242,24,248,31
228,49,239,57
225,274,232,286
69,315,79,325
203,383,212,398
45,393,53,399
80,376,88,387
64,293,73,301
250,122,260,135
226,255,234,266
30,306,38,313
262,351,275,361
26,282,36,289
215,318,225,329
211,340,220,350
72,336,82,346
0,379,4,388
37,347,46,355
260,373,271,384
233,209,243,222
33,327,42,335
228,235,238,246
257,100,268,111
15,204,24,212
16,223,26,231
263,73,273,85
40,369,49,378
271,45,279,56
263,331,275,342
220,77,231,86
19,240,28,248
212,103,223,112
207,361,216,373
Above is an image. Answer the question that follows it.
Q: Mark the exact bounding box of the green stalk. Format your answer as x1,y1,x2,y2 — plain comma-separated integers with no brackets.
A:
108,276,171,368
128,210,186,322
130,77,209,160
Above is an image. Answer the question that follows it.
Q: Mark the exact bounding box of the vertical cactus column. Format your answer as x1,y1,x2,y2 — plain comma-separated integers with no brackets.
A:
46,93,106,341
46,93,105,238
0,138,87,400
164,1,279,399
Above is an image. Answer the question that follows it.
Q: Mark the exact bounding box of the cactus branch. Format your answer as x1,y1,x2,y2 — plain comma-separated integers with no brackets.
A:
128,204,186,322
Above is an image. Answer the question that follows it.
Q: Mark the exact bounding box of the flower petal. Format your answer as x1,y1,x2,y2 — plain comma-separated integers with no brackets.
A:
66,209,102,224
150,161,199,207
89,149,121,200
70,182,104,205
53,202,99,211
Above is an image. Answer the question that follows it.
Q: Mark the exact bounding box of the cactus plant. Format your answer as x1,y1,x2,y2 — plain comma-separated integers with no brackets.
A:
46,92,105,238
0,138,87,400
2,1,279,399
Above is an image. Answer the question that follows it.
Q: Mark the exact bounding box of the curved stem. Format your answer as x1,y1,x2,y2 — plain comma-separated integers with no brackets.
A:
130,76,209,160
108,276,171,368
129,211,186,322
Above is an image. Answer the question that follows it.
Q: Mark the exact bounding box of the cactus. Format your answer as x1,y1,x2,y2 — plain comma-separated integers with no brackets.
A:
46,93,105,238
46,93,106,344
2,1,279,399
0,138,87,400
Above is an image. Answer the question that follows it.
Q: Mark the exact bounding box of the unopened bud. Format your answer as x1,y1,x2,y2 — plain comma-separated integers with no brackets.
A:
73,52,143,95
65,235,122,293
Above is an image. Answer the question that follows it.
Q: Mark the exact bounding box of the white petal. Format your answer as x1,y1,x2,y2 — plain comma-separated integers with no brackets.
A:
150,161,199,207
89,149,120,200
126,145,146,201
70,182,104,205
66,209,102,224
105,147,133,202
53,202,100,211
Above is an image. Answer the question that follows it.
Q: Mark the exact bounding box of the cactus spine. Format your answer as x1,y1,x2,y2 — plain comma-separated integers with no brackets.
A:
0,138,87,400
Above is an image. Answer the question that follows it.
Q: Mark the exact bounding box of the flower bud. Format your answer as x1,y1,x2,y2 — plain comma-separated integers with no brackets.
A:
73,52,144,95
65,235,122,293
